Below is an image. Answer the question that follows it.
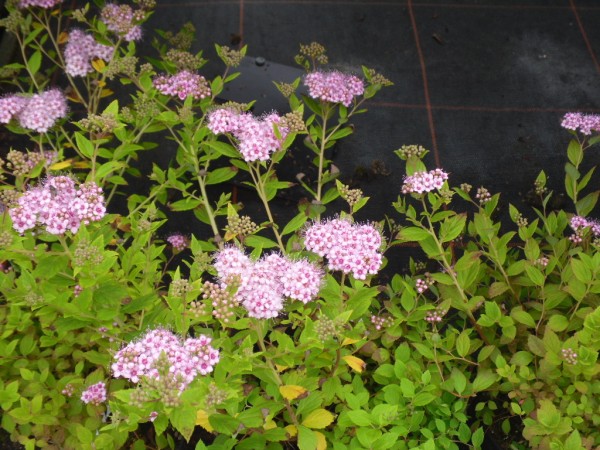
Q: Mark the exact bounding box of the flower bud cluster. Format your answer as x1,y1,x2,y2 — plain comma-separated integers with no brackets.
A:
100,4,143,41
112,328,219,392
535,256,549,267
214,247,323,319
4,149,58,176
64,29,113,77
396,144,428,160
165,49,205,71
217,46,244,67
476,187,492,205
78,112,118,134
304,218,383,280
61,384,75,397
401,169,449,194
73,240,104,267
425,307,447,323
226,215,259,238
201,279,239,323
561,112,600,135
207,109,289,162
105,55,139,80
205,383,228,408
304,71,364,107
298,42,328,65
9,176,106,234
169,279,191,298
315,316,338,341
338,183,363,208
416,276,434,294
561,348,578,365
153,70,211,100
81,381,107,405
364,68,393,86
370,314,393,331
0,190,19,208
0,89,67,133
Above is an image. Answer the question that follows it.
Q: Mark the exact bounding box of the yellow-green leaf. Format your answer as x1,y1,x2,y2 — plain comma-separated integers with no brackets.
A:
92,59,106,72
302,408,335,429
49,159,73,171
195,410,214,432
315,431,327,450
285,424,297,437
342,355,366,373
279,385,307,401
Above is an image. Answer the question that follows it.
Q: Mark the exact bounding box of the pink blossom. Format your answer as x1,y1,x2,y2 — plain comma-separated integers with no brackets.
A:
304,218,383,280
213,248,323,318
207,109,288,162
153,70,211,100
64,29,113,77
81,381,107,405
304,71,364,107
100,4,143,42
9,176,105,234
18,0,62,8
112,328,219,392
0,89,67,133
561,112,600,135
401,169,449,194
167,234,189,252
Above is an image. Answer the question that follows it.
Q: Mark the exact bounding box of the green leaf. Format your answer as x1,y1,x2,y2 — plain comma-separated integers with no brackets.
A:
413,392,436,406
282,212,308,236
456,331,470,357
571,258,592,283
397,227,431,242
329,127,354,140
524,264,545,286
347,410,372,426
75,132,95,159
575,191,600,217
205,166,238,185
439,214,466,243
206,140,240,158
28,50,42,75
528,335,546,357
209,414,241,435
472,369,497,392
511,309,536,328
297,425,318,450
471,428,484,449
547,315,569,332
452,368,467,394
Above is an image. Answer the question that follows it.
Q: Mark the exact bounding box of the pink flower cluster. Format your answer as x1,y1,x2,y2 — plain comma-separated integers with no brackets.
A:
0,89,67,133
401,169,449,194
303,218,383,280
112,328,219,391
214,247,323,319
561,113,600,135
167,233,189,251
569,215,600,243
9,176,106,234
207,109,288,162
81,381,107,405
153,70,211,100
100,4,143,42
304,71,364,107
18,0,62,8
64,29,113,77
